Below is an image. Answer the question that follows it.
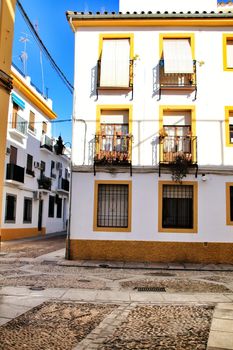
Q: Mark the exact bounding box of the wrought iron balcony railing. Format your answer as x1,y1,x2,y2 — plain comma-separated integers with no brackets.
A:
94,133,133,165
58,178,70,192
40,135,53,152
38,175,52,191
6,163,24,184
159,60,197,99
11,114,28,135
97,59,134,90
159,135,197,164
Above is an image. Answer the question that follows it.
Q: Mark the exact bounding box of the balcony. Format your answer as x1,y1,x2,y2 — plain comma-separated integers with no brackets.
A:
159,60,197,99
6,163,24,185
57,178,70,194
37,175,52,191
97,60,134,98
94,133,133,175
9,114,28,139
40,135,53,153
159,135,198,177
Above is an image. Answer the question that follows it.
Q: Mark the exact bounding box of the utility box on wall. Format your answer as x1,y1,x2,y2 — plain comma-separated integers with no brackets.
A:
119,0,217,13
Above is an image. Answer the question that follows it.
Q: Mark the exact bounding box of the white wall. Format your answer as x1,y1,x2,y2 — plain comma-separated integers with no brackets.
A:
72,27,233,168
70,172,233,243
2,67,70,235
119,0,217,13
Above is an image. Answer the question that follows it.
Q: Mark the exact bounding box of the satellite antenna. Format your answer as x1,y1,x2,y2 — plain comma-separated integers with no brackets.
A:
34,20,45,97
19,32,31,75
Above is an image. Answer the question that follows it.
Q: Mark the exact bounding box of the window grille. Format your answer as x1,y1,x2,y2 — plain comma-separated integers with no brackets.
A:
97,184,128,228
162,185,193,229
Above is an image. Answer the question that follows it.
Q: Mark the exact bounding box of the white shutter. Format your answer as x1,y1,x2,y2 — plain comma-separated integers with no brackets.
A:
100,39,130,87
227,41,233,68
100,110,129,124
163,111,191,126
115,39,130,87
163,39,193,74
100,40,116,87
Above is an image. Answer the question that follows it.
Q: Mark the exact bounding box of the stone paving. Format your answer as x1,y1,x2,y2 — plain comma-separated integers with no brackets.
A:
1,235,233,349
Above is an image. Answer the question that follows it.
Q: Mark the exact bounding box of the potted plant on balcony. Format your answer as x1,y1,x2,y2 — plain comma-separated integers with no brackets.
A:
171,154,189,183
159,129,168,141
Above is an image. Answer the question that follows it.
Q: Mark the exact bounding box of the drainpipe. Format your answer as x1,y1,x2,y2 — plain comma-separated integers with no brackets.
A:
66,118,87,260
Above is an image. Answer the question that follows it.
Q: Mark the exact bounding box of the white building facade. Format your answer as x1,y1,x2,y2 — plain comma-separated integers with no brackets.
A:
67,0,233,263
1,66,70,240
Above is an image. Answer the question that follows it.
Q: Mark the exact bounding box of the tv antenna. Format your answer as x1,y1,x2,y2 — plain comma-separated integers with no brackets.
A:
19,32,31,75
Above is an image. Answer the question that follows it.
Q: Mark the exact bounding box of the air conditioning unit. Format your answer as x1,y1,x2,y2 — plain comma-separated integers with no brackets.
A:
33,191,40,200
34,161,40,168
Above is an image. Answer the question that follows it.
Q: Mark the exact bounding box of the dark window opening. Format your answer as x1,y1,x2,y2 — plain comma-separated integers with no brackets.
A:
26,154,34,176
23,198,32,223
97,184,128,228
5,194,16,223
162,185,193,229
56,198,62,218
48,196,55,218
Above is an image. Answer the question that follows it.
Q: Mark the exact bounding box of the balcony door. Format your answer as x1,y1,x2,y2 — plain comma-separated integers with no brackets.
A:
162,110,191,162
98,109,129,161
10,146,17,165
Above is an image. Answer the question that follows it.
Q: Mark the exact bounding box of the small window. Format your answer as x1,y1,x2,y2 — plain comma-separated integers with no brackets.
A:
48,196,55,218
42,121,47,134
26,154,34,176
56,197,62,218
159,182,197,233
223,35,233,70
50,160,56,178
5,194,17,223
23,198,32,223
94,181,132,231
29,111,35,132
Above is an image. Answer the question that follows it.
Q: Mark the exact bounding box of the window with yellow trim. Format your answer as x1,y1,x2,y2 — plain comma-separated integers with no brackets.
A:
226,183,233,225
98,34,134,89
223,34,233,71
96,109,131,163
158,181,198,233
94,181,132,232
225,107,233,147
159,34,195,87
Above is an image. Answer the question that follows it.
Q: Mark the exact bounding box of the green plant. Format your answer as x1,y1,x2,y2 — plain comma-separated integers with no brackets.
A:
171,154,189,183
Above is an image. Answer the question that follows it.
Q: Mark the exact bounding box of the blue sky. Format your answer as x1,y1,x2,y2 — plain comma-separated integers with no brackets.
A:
13,0,225,143
12,0,119,144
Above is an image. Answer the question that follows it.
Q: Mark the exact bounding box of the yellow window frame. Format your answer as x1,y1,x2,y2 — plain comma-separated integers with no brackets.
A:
158,181,198,233
93,180,132,232
223,34,233,71
98,33,134,59
159,33,195,59
159,105,197,163
226,182,233,225
225,106,233,147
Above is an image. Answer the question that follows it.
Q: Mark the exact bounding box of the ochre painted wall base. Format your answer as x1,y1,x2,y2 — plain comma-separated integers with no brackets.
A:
1,227,46,241
67,239,233,264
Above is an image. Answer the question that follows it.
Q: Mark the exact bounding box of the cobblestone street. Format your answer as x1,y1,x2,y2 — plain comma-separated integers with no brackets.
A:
1,234,233,349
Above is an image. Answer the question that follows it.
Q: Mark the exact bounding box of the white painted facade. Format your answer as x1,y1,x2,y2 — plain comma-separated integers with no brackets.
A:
2,66,70,239
68,3,233,261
